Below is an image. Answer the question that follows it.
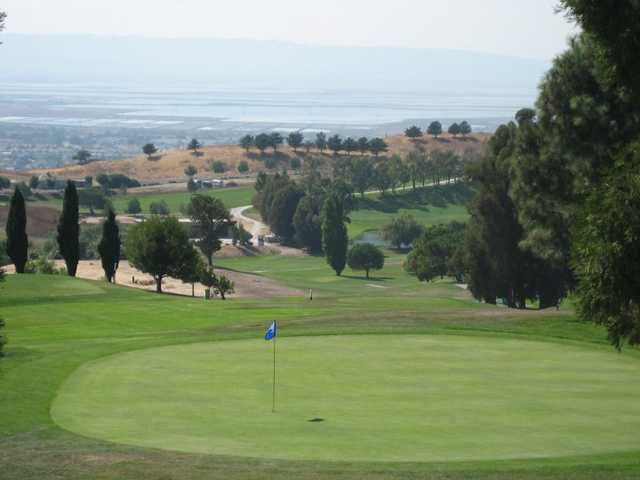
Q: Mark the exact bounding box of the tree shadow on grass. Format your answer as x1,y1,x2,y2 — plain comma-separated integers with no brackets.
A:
356,182,475,213
342,274,393,282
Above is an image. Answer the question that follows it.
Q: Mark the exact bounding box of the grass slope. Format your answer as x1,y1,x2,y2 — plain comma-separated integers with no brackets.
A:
1,254,639,479
350,183,473,238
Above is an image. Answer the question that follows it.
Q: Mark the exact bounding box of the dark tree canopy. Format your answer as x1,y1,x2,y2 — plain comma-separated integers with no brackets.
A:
188,138,201,152
73,149,92,165
368,138,388,156
405,125,423,139
97,209,121,283
405,222,465,283
126,216,198,293
347,243,384,279
293,195,323,253
287,131,304,152
5,188,28,273
187,195,232,266
57,181,80,277
254,133,272,154
269,184,304,242
427,121,443,139
240,134,254,153
382,214,424,250
142,143,158,158
322,194,349,276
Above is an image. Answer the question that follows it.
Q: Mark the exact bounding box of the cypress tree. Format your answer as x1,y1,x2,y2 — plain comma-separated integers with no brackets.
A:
57,181,80,277
6,187,28,273
322,194,348,276
97,208,121,283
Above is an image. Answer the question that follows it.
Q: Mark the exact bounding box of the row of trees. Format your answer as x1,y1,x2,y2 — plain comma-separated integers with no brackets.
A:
406,4,640,349
405,121,472,140
3,184,236,298
240,132,389,157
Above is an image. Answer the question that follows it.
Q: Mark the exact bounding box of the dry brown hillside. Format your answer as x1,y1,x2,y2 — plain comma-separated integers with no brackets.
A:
29,133,489,183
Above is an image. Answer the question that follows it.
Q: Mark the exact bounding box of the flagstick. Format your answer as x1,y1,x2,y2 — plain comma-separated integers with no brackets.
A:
272,336,277,413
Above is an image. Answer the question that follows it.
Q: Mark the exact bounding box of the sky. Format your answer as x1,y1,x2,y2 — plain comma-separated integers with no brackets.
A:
2,0,577,60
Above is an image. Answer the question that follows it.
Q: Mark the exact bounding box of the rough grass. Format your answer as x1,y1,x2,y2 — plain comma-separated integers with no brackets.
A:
1,249,640,479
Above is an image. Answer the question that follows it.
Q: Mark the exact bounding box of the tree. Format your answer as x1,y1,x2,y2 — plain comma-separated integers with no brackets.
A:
357,137,370,155
448,123,461,137
347,243,384,279
211,161,226,173
406,222,465,282
315,132,327,152
270,132,284,152
187,195,232,266
322,194,349,276
382,214,424,250
127,198,142,214
214,275,235,300
73,149,92,165
231,224,252,247
0,11,6,39
126,216,198,293
427,121,443,139
572,144,640,348
0,176,10,189
340,137,356,156
405,126,423,140
268,184,304,242
97,208,120,283
240,134,254,153
254,133,272,154
57,181,80,277
143,143,158,159
287,131,304,152
293,195,323,253
29,176,39,189
459,121,472,137
187,179,199,193
238,160,250,173
5,188,28,273
188,138,201,154
368,137,388,156
327,135,343,155
149,201,170,215
184,165,198,177
349,156,374,197
199,264,218,298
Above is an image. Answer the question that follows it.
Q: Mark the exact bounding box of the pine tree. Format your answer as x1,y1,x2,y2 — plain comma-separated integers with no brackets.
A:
98,208,121,283
57,181,80,277
6,187,28,273
322,194,349,276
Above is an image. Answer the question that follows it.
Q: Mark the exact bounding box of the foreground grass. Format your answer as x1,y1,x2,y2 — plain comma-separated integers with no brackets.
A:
1,257,639,478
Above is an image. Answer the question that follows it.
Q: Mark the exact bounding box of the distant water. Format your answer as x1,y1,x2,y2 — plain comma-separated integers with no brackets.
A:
0,83,535,134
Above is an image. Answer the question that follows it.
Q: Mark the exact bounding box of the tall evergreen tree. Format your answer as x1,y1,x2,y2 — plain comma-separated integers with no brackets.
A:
322,194,349,276
5,187,28,274
57,181,80,277
97,208,121,283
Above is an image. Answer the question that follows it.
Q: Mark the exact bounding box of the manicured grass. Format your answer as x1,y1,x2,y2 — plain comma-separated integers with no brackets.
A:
349,183,473,239
53,334,640,462
1,264,640,479
108,185,255,214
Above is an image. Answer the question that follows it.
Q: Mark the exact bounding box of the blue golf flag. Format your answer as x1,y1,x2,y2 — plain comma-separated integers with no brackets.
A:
265,321,277,341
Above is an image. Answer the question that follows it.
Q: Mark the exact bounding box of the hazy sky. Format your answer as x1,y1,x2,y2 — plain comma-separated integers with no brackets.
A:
3,0,577,60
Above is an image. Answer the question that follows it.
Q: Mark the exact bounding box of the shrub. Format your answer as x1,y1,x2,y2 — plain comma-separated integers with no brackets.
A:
290,157,302,170
127,198,142,214
149,201,170,215
238,160,250,173
264,157,278,169
212,161,227,173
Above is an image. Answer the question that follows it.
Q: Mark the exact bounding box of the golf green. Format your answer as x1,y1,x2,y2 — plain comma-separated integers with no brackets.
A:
51,335,640,462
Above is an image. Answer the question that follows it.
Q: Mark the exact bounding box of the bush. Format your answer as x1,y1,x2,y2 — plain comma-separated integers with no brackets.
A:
238,160,250,173
25,256,65,275
127,198,142,214
290,157,302,170
347,243,385,279
382,214,424,250
96,174,140,189
212,161,227,173
149,200,170,215
264,157,278,170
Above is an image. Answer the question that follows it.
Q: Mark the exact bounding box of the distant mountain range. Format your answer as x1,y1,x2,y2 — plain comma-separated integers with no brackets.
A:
0,34,550,93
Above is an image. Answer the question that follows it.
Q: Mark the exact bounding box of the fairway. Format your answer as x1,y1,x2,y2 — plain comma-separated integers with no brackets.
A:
52,334,640,463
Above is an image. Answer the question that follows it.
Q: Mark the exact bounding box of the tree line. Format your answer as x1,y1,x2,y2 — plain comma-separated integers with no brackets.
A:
2,184,237,298
405,121,472,140
407,3,640,349
239,131,390,157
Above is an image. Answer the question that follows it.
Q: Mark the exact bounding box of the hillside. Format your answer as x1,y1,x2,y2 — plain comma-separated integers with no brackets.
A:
28,133,489,183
